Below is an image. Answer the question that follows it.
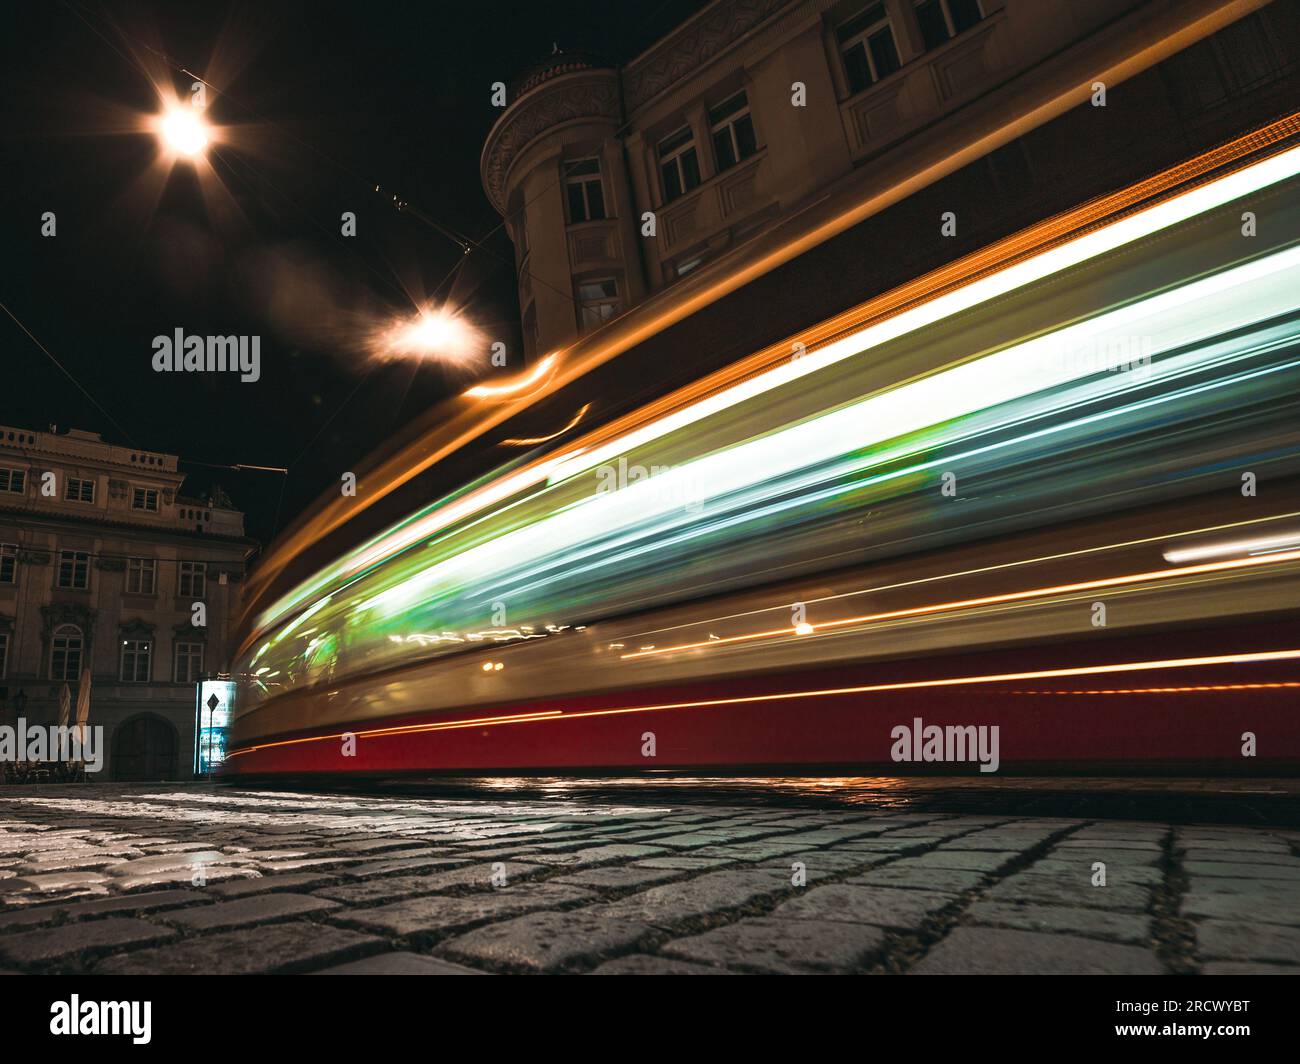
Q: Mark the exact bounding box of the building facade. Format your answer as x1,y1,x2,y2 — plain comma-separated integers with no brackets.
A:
0,426,256,780
482,0,1298,360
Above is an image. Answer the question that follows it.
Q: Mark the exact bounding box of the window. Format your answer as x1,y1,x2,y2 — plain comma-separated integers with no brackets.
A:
132,487,160,512
50,624,82,681
0,632,7,679
120,639,152,683
126,557,157,595
658,126,701,203
64,477,95,504
0,468,25,494
577,279,619,332
0,543,16,584
564,159,606,223
174,641,204,684
838,5,901,95
709,92,758,172
676,254,706,278
179,560,207,598
915,0,984,52
57,550,90,590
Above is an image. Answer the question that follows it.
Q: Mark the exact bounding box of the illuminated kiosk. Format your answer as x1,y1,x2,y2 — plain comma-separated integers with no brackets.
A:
193,678,236,776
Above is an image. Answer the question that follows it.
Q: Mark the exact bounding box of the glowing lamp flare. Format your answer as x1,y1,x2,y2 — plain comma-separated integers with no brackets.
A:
156,104,211,157
376,308,478,363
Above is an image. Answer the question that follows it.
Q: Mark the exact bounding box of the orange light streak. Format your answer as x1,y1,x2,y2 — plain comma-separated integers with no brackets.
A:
239,109,1300,639
1008,683,1300,694
500,403,592,446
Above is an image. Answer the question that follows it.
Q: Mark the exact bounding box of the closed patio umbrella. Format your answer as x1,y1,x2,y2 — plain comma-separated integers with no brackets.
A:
74,666,92,747
73,667,92,780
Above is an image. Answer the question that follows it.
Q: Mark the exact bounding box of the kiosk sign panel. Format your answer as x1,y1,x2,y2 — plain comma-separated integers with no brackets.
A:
194,679,235,775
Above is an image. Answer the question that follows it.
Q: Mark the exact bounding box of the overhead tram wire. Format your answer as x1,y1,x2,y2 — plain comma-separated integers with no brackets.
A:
61,0,690,329
54,0,710,495
58,0,543,455
0,301,139,449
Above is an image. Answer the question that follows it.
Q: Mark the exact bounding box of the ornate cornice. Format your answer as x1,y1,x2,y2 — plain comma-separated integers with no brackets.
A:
39,602,95,641
119,617,156,640
623,0,793,113
481,69,622,214
173,621,208,642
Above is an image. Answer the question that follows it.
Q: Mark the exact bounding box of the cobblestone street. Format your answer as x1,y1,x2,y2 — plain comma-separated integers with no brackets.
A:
1,783,1298,975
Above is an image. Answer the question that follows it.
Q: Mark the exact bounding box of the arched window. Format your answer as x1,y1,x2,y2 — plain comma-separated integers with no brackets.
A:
50,624,83,681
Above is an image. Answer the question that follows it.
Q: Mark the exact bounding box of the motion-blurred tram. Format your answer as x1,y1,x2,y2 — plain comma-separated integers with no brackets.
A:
226,117,1300,777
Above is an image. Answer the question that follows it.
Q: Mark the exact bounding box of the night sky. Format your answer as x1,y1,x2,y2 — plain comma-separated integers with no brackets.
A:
0,0,710,545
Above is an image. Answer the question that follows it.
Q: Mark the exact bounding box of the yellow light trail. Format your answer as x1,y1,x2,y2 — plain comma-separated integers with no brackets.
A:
617,511,1300,644
619,547,1300,660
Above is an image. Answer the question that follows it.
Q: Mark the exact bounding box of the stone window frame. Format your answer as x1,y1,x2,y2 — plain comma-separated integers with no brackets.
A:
125,556,158,596
56,550,91,590
50,623,83,681
119,637,153,684
173,640,205,685
0,467,26,495
836,3,904,95
64,476,96,504
564,157,608,224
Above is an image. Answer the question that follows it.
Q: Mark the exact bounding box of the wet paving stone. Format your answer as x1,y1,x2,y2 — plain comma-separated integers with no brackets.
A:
589,954,729,975
314,951,486,975
443,910,654,972
775,883,958,930
911,927,1164,975
964,900,1153,945
161,892,341,932
0,782,1296,974
0,917,178,969
96,921,385,975
333,885,597,939
662,916,887,974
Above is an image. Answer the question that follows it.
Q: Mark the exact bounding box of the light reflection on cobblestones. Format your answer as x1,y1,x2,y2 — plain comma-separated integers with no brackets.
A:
0,782,1296,974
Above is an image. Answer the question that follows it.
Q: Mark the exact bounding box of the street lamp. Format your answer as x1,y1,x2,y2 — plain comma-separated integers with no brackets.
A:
372,306,479,365
154,103,211,160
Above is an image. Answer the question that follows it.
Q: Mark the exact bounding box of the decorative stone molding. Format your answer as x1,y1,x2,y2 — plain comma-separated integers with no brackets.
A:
108,478,128,499
623,0,793,112
95,554,126,572
173,621,208,642
119,617,156,640
39,602,96,651
481,69,622,213
18,550,50,565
